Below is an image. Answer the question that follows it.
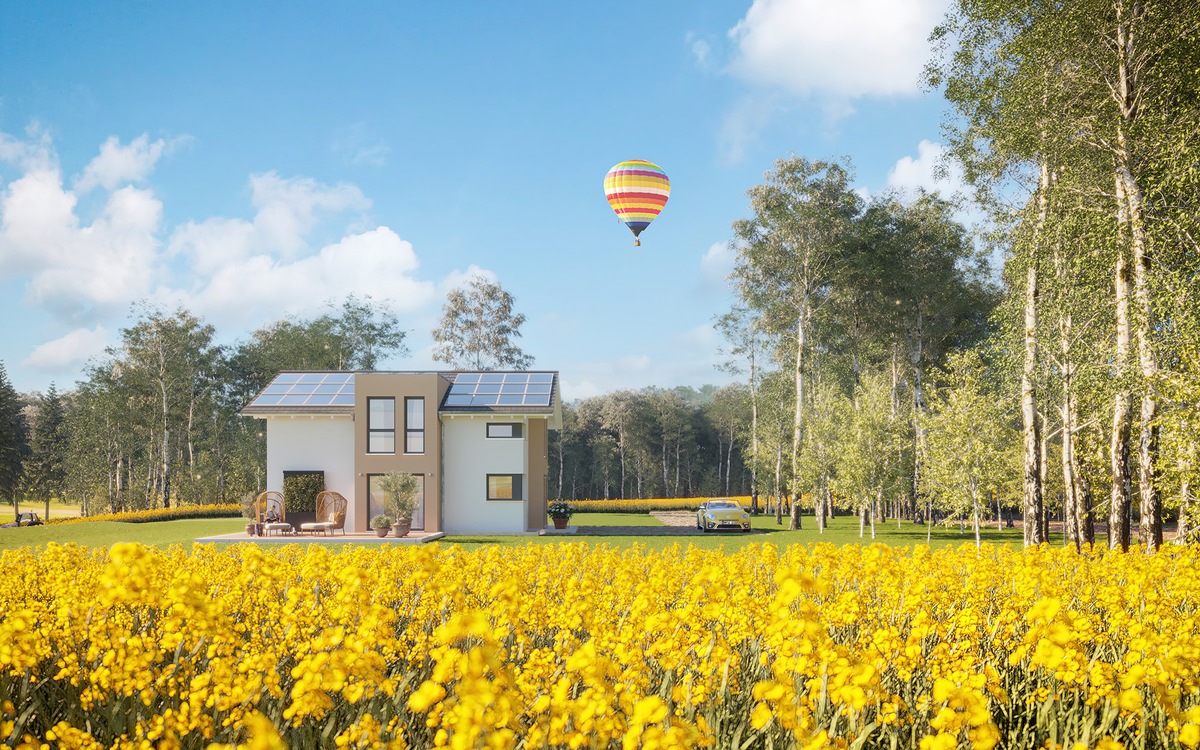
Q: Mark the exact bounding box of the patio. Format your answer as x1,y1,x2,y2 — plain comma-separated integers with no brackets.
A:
196,529,446,544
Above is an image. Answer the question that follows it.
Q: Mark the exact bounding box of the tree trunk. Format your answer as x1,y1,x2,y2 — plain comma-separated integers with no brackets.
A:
1121,155,1161,550
1110,172,1134,552
790,293,809,531
911,311,926,526
750,345,760,513
1022,160,1049,546
774,444,783,526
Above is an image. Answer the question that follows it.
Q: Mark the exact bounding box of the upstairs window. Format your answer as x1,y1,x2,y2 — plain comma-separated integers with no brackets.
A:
405,397,425,454
486,423,523,439
367,398,395,454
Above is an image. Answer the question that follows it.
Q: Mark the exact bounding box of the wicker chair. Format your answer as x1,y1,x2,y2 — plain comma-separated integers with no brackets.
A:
301,491,348,536
255,491,293,535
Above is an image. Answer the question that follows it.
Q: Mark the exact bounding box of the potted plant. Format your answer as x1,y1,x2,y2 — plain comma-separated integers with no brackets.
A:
547,500,574,530
371,514,393,538
378,471,421,538
240,492,257,535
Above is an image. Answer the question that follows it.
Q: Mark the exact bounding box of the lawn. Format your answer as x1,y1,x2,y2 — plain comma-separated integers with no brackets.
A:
0,518,248,553
446,511,1072,551
0,510,1078,554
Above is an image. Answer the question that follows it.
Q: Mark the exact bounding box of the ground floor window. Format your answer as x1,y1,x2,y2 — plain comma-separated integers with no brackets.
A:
487,474,523,501
368,473,425,530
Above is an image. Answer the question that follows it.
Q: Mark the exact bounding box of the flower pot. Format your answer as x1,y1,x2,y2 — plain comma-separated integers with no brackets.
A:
245,523,255,535
374,527,390,538
552,516,569,530
392,517,412,538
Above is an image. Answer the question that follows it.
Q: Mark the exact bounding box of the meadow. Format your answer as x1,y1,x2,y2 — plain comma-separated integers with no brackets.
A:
0,506,1058,554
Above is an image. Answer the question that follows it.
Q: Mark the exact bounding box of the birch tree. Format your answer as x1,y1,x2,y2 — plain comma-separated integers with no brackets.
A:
731,157,860,529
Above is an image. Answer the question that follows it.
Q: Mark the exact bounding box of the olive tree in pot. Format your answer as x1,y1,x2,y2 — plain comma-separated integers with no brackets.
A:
370,514,393,538
378,471,420,538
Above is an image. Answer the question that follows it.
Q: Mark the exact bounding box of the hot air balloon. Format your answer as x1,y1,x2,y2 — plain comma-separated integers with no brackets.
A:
604,159,670,246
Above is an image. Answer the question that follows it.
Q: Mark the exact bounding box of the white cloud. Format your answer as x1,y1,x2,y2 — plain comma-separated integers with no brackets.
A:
0,124,56,173
249,171,370,255
0,129,451,381
23,325,109,370
170,226,437,329
74,134,181,193
887,139,967,198
26,186,162,318
700,241,735,283
728,0,950,99
0,160,162,320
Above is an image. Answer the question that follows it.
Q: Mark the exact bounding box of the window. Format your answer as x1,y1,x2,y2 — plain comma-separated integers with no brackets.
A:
405,397,425,454
367,398,395,453
486,422,523,439
487,474,523,501
369,473,425,530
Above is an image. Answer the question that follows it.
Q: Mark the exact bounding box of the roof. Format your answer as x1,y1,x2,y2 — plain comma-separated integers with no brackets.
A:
241,370,561,427
240,372,356,415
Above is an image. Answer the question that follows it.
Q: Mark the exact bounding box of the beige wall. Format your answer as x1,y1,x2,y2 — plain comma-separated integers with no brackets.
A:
526,418,548,530
352,373,450,533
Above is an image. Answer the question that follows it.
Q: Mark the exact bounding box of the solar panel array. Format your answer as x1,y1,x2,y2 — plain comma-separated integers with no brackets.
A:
442,372,555,408
246,372,355,409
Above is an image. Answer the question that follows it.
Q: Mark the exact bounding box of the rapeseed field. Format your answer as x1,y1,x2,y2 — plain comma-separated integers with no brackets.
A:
1,541,1198,749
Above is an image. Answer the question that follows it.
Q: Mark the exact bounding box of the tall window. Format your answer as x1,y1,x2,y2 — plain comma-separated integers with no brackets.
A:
367,398,395,453
369,473,425,530
487,474,523,501
405,397,425,454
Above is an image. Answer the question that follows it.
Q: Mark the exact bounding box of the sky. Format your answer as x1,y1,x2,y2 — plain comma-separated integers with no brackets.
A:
0,0,971,402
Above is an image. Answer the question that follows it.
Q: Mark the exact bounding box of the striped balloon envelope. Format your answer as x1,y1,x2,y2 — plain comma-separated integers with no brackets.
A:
604,159,670,246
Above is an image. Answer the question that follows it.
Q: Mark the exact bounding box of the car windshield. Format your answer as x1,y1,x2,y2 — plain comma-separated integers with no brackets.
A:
708,501,739,510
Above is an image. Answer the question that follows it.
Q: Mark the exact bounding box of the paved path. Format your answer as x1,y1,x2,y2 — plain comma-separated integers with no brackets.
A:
572,511,761,536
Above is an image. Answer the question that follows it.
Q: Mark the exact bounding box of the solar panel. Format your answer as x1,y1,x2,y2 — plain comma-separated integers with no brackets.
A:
245,372,355,410
443,372,556,408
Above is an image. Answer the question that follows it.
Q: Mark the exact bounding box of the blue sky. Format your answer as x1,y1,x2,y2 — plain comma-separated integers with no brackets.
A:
0,0,967,400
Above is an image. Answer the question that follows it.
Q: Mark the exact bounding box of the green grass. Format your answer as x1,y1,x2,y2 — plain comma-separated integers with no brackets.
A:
0,518,248,553
441,511,1073,552
0,510,1081,554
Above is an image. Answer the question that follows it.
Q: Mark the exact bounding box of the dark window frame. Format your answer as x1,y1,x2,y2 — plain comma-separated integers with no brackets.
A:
486,474,524,502
486,422,524,439
366,397,395,454
405,397,425,454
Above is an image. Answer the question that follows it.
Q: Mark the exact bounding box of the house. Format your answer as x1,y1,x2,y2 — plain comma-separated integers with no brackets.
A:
241,370,561,534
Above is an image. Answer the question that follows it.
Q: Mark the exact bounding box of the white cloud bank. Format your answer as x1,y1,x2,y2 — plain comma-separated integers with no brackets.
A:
728,0,950,100
0,130,465,376
711,0,951,159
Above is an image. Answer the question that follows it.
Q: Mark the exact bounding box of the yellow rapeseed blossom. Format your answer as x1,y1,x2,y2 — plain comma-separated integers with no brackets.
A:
0,541,1198,748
